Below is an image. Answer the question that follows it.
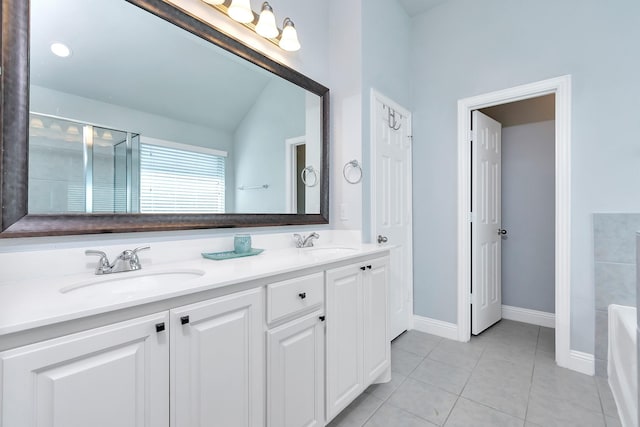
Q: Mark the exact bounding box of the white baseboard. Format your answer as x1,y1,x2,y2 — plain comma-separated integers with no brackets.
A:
412,315,459,341
502,305,555,328
567,350,595,376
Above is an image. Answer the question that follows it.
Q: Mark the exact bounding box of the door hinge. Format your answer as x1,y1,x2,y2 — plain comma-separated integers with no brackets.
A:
468,212,475,222
469,292,473,303
469,130,475,142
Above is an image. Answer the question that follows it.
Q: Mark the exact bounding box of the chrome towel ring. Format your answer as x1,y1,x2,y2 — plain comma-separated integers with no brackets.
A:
301,165,319,187
343,160,362,184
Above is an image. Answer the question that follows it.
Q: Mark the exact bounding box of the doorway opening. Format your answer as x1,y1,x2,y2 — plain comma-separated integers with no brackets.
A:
470,95,556,339
285,136,306,214
456,76,579,372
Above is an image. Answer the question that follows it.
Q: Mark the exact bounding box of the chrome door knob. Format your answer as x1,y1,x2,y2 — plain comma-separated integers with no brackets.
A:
498,229,507,235
377,235,388,244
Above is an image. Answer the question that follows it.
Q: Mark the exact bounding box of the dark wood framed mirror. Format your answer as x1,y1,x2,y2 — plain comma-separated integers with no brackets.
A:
0,0,329,238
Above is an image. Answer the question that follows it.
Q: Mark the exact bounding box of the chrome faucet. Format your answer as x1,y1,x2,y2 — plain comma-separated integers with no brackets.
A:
293,232,319,248
85,246,150,275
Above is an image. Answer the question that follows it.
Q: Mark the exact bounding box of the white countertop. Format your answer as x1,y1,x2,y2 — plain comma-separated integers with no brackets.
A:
0,244,389,336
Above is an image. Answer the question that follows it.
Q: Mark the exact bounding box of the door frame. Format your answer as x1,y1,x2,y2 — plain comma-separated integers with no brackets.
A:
456,75,572,370
284,136,305,214
369,88,414,332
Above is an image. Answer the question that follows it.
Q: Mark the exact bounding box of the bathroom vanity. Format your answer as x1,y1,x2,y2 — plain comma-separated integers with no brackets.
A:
0,245,390,427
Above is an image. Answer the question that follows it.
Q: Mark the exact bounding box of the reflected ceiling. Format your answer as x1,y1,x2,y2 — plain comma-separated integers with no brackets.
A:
30,0,272,133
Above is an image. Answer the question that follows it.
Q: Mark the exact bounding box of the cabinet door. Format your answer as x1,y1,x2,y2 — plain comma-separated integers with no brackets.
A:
363,257,390,383
325,264,363,421
0,312,169,427
267,311,324,427
171,288,264,427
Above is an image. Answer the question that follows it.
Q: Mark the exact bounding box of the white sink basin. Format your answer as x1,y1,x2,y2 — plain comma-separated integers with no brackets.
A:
60,269,206,295
301,247,358,258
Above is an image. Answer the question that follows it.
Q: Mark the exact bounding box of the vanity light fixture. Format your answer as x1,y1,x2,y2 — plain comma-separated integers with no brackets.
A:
50,42,72,58
201,0,300,51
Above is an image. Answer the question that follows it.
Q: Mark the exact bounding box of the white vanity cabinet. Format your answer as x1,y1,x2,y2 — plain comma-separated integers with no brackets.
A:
170,287,264,427
325,257,390,422
0,312,170,427
0,249,391,427
266,273,325,427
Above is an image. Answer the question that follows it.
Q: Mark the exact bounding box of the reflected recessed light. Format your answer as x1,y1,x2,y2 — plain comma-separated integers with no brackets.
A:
50,42,72,58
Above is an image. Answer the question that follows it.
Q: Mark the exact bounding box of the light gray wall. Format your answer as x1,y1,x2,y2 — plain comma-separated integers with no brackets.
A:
410,0,640,352
501,120,555,313
361,0,411,241
233,79,305,213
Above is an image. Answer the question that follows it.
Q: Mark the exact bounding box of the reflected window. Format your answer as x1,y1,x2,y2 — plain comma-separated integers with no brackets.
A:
140,143,226,213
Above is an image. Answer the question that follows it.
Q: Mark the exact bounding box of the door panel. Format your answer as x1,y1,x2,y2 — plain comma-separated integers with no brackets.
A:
363,258,390,383
372,94,413,340
325,265,363,421
170,288,263,427
267,311,324,427
0,312,169,427
471,110,503,335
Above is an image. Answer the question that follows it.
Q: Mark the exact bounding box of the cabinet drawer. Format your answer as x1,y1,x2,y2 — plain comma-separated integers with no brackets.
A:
267,272,324,323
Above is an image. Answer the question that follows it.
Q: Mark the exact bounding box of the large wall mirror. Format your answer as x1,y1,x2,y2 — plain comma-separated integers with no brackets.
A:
0,0,329,237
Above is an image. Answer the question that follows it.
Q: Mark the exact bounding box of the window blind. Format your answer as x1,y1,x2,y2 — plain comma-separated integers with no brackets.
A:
140,143,225,213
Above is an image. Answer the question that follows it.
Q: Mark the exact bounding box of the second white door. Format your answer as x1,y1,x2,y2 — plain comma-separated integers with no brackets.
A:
471,110,503,335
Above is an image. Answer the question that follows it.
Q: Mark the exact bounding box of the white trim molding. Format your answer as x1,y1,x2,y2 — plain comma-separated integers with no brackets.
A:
413,315,459,341
456,75,572,370
501,305,555,329
568,350,595,376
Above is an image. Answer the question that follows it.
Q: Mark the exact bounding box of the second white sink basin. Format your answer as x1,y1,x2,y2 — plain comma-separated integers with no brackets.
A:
60,269,206,295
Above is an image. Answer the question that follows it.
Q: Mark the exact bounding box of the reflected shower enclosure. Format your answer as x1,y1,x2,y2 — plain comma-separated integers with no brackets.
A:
28,113,140,214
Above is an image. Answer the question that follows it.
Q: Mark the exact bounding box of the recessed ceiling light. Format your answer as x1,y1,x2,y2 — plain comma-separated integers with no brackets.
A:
50,42,72,58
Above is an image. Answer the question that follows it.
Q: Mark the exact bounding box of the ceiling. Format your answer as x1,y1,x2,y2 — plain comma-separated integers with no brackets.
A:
30,0,280,133
397,0,449,17
480,95,555,128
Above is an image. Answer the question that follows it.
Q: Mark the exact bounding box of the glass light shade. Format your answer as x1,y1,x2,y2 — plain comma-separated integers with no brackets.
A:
256,3,278,39
30,117,44,129
228,0,254,23
279,18,300,51
202,0,224,4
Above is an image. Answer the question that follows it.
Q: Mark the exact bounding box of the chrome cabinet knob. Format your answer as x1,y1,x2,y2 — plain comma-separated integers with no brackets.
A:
377,235,388,244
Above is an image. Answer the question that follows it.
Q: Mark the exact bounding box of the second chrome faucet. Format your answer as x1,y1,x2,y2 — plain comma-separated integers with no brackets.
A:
293,232,319,248
85,246,150,275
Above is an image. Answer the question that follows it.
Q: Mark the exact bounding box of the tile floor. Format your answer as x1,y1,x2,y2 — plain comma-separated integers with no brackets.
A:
327,319,621,427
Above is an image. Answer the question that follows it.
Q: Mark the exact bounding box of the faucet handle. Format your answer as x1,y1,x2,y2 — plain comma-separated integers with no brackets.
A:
85,250,110,272
128,246,150,270
132,246,150,255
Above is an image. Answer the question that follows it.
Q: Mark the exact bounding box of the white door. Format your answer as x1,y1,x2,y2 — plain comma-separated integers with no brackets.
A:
362,257,390,384
0,312,169,427
371,90,413,340
267,311,325,427
170,288,264,427
471,110,503,335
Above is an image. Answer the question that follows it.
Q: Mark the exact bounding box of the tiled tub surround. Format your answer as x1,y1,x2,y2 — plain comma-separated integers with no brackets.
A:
594,214,640,376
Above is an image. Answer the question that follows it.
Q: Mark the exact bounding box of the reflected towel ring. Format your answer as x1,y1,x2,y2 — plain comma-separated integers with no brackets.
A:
301,165,319,187
343,160,362,184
